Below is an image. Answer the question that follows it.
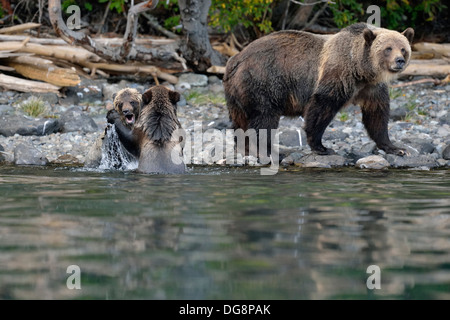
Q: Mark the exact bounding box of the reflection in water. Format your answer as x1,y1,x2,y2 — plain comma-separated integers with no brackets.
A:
0,166,449,299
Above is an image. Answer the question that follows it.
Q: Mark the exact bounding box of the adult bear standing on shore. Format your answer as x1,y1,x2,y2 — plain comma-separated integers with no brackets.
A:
223,22,414,156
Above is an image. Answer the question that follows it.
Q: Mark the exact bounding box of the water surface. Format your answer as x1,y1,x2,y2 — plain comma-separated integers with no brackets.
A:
0,165,449,299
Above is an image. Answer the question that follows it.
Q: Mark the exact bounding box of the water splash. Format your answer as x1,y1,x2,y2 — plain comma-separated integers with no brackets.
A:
98,124,138,171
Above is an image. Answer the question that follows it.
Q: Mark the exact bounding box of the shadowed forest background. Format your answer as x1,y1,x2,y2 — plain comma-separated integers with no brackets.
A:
0,0,448,74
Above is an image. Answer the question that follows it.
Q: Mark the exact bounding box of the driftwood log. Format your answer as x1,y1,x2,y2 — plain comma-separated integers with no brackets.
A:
5,56,80,87
0,73,61,93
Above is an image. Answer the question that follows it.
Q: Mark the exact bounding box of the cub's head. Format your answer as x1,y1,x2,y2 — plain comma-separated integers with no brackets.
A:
112,88,142,128
363,26,414,82
139,85,181,143
141,85,180,113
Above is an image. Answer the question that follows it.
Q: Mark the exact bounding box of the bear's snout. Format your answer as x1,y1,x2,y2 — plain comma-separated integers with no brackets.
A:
122,109,135,125
395,57,406,69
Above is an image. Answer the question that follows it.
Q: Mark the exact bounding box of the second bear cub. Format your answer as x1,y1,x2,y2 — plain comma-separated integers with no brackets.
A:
107,85,185,174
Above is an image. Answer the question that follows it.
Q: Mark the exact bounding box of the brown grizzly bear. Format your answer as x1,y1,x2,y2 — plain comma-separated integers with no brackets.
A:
84,88,142,168
223,22,414,156
107,85,185,174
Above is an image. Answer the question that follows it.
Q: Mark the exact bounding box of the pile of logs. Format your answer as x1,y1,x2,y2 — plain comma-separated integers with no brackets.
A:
0,22,182,94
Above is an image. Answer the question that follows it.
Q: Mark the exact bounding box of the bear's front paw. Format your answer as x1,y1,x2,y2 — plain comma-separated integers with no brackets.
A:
382,145,409,157
312,146,336,156
106,109,120,124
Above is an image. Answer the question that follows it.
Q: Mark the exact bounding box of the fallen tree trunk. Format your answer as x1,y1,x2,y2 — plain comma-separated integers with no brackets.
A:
0,73,61,93
1,41,102,63
6,56,80,86
1,40,179,84
413,42,450,58
403,62,450,77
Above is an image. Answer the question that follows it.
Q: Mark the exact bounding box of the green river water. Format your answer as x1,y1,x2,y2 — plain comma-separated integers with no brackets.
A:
0,165,449,299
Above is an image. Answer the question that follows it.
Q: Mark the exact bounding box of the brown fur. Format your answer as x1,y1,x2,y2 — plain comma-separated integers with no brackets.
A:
109,86,185,174
113,88,142,129
224,22,414,156
84,88,142,168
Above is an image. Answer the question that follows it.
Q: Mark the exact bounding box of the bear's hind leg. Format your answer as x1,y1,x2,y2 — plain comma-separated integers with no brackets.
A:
247,112,281,163
304,94,345,155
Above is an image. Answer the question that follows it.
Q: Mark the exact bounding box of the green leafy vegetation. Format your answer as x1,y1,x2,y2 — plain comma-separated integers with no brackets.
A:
338,112,349,122
186,90,226,106
20,97,49,118
330,0,364,28
389,87,402,100
330,0,446,31
98,0,127,14
209,0,275,35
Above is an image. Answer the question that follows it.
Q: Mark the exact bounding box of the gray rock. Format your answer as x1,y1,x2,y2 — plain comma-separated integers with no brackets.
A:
19,92,59,106
443,144,450,160
209,83,225,94
63,78,103,104
208,75,221,85
279,116,305,129
323,130,349,141
102,83,123,101
386,154,439,168
394,122,414,130
438,113,450,125
280,152,303,166
279,129,301,147
437,126,450,137
296,154,347,168
179,73,208,87
437,159,449,167
177,95,187,107
401,139,435,154
356,155,390,169
205,118,232,131
0,104,14,115
59,107,98,133
390,107,408,121
14,143,48,166
0,115,60,137
175,82,191,92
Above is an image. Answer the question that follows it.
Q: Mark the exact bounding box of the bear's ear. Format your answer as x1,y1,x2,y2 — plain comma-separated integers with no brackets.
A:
169,91,180,104
112,93,117,101
142,90,152,105
402,27,414,44
363,28,376,46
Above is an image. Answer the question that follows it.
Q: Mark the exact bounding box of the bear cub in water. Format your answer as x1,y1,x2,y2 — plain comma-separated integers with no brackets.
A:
107,85,185,174
85,88,141,168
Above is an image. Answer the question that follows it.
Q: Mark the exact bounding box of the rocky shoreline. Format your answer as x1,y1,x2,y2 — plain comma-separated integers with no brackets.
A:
0,73,449,171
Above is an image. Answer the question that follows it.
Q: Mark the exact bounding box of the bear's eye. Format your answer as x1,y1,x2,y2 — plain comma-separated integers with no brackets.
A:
401,48,406,55
117,102,123,110
385,47,392,54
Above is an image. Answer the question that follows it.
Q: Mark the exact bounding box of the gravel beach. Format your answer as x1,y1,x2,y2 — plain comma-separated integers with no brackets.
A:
0,74,449,170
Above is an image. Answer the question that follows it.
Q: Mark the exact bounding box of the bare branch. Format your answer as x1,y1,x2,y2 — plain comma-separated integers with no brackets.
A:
48,0,160,63
120,0,159,59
